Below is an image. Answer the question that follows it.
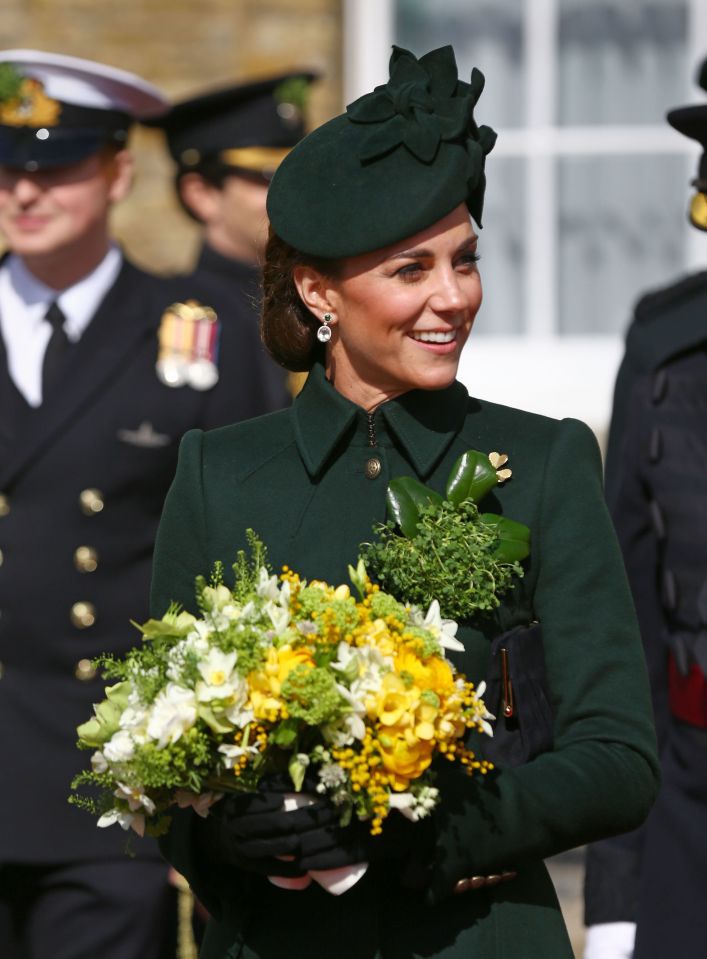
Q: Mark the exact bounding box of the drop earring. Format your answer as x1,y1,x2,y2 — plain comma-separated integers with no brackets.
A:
317,312,333,343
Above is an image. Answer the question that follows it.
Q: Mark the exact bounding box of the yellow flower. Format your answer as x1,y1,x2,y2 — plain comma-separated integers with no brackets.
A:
370,673,419,727
247,644,313,720
378,727,434,789
395,649,455,695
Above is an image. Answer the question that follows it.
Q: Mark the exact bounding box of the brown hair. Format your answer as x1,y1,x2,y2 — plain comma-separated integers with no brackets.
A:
260,229,342,372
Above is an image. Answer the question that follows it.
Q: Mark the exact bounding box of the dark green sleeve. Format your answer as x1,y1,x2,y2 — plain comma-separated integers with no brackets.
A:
150,429,232,917
427,418,660,903
150,429,208,618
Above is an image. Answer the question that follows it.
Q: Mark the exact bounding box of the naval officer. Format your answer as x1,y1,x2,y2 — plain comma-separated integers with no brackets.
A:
0,48,283,958
148,71,318,406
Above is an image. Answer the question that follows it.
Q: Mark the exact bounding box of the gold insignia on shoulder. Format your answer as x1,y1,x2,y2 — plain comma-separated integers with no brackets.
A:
0,73,62,128
156,300,220,391
489,451,512,483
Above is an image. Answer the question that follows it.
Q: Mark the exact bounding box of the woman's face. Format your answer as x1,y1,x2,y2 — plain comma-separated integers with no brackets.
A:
299,204,482,410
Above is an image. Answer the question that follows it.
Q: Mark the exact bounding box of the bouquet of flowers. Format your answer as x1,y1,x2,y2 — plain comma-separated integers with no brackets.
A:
71,532,493,886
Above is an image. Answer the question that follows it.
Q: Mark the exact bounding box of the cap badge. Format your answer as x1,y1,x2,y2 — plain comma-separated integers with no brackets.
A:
274,76,309,127
0,65,62,128
156,300,220,391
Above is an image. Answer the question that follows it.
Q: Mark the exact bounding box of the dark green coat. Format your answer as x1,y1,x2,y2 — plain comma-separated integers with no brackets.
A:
151,362,659,959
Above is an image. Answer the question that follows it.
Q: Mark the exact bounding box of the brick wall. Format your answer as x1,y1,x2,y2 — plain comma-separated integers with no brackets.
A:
1,0,343,273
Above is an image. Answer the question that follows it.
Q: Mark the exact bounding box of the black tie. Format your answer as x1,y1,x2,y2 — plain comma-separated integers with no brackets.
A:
41,300,69,399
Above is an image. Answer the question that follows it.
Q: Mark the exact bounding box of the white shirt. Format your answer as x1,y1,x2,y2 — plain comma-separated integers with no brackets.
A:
583,922,636,959
0,245,123,406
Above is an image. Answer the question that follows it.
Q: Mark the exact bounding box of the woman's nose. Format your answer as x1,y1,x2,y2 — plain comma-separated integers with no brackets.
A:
430,268,468,313
13,175,43,205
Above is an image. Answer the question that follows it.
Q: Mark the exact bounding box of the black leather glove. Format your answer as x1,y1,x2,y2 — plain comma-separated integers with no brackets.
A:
205,785,341,878
297,809,436,889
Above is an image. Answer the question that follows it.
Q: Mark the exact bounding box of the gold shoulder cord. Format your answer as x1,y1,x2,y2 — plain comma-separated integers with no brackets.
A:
172,872,198,959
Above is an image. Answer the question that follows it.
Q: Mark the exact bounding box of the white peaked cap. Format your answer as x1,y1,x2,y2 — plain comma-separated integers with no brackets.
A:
0,49,168,119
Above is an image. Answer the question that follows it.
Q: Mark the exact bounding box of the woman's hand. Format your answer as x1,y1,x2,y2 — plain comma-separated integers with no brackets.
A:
205,785,341,878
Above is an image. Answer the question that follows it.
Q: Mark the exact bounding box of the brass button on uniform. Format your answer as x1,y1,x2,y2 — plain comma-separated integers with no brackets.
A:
74,546,98,573
0,494,9,517
75,658,97,681
79,489,104,515
364,456,382,480
71,601,96,628
0,548,4,566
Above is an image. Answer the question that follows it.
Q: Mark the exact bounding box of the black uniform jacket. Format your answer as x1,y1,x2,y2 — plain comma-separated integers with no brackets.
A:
0,256,287,863
151,361,659,959
178,242,290,412
584,272,707,959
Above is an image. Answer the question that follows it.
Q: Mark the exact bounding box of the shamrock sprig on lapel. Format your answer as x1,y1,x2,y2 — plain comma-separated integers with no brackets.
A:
362,450,530,621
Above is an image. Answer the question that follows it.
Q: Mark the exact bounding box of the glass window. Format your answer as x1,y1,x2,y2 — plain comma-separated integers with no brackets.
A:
558,154,688,334
475,157,526,336
558,0,689,126
395,0,525,128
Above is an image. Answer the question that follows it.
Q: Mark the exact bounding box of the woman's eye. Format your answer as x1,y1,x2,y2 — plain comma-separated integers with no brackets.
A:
395,263,424,281
456,252,481,269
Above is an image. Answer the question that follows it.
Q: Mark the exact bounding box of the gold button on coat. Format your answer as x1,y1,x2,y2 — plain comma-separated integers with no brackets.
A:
0,548,3,566
75,658,97,681
74,546,98,573
0,494,9,516
71,601,96,628
79,489,104,515
364,456,382,480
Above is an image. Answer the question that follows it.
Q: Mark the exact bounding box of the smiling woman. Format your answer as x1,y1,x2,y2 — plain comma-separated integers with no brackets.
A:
150,43,660,959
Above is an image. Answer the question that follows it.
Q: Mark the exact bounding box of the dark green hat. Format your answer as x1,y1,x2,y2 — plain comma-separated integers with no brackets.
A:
266,45,496,258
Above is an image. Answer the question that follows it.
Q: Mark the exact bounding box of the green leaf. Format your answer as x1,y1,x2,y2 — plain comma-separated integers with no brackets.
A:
480,513,531,562
272,719,299,749
288,753,308,792
197,705,234,735
387,477,443,537
445,450,498,505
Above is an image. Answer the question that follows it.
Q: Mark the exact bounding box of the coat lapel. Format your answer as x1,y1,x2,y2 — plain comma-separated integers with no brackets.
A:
0,260,160,490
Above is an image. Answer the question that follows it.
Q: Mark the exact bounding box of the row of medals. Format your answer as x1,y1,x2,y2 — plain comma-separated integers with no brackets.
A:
155,300,220,391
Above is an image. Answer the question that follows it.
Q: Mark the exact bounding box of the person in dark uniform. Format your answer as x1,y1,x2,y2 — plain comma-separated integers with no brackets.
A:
150,44,659,959
147,72,317,408
583,59,707,959
0,49,288,959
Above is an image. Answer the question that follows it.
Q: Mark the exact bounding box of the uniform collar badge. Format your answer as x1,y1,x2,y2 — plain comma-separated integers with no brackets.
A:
0,64,62,127
156,299,220,391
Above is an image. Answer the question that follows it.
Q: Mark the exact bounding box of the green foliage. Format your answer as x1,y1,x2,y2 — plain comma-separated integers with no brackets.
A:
231,529,270,603
281,664,343,726
0,64,22,103
362,499,525,620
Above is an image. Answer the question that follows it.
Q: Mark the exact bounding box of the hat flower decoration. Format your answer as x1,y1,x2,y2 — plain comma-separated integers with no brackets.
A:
348,45,492,165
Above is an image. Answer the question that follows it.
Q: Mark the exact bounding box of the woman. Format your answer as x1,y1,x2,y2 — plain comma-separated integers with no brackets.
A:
151,45,659,959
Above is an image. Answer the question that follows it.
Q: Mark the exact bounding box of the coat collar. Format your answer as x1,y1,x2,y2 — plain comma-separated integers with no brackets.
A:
292,360,469,479
195,243,260,287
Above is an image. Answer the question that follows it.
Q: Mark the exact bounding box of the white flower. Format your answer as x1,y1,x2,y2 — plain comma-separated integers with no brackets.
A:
389,786,440,821
256,568,281,602
103,729,136,763
174,790,223,818
218,742,260,769
98,808,145,836
115,781,156,815
196,648,239,702
91,750,108,773
146,684,197,748
264,600,290,635
317,763,347,790
416,600,465,652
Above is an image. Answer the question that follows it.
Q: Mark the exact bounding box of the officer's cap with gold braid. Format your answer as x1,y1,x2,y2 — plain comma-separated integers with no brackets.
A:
667,56,707,231
0,49,167,171
146,71,318,180
266,45,496,259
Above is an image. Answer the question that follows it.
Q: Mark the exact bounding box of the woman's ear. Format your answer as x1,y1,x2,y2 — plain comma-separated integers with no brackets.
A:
293,265,337,320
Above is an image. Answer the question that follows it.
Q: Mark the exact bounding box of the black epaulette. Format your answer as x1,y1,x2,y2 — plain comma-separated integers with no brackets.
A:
627,270,707,371
634,270,707,323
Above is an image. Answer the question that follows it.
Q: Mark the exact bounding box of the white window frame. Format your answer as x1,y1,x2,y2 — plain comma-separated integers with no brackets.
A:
343,0,707,435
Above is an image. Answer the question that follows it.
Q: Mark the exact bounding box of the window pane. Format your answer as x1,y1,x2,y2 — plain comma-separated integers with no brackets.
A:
558,0,689,126
472,157,526,336
395,0,525,128
558,155,688,335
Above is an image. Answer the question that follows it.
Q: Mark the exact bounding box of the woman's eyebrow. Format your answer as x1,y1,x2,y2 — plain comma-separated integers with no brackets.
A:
387,236,479,262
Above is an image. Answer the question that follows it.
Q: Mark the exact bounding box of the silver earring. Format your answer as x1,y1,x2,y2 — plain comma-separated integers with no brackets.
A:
317,312,333,343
